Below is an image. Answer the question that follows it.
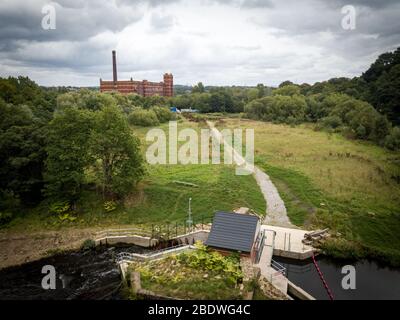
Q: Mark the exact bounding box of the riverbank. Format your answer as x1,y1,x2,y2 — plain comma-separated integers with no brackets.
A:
0,227,99,269
215,118,400,268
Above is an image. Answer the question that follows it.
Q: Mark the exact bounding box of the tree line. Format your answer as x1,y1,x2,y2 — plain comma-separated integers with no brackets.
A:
181,48,400,150
1,47,399,223
0,79,149,223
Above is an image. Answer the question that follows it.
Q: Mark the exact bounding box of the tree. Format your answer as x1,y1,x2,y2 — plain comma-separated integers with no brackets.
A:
0,101,48,204
246,88,259,102
256,83,265,98
279,80,294,88
272,85,301,96
362,47,400,124
89,106,145,197
44,108,94,202
373,64,400,124
192,82,205,94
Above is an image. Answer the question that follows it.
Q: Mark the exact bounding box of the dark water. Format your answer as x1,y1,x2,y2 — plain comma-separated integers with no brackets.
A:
0,244,150,300
2,245,400,300
275,256,400,300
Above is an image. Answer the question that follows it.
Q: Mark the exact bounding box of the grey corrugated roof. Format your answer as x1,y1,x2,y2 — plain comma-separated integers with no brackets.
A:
205,211,259,253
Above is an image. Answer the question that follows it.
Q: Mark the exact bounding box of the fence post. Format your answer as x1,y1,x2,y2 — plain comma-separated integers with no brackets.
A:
151,224,154,238
167,223,170,240
176,222,178,238
201,216,204,230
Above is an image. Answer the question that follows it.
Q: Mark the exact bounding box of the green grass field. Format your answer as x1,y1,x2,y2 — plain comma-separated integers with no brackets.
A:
6,118,265,232
216,118,400,265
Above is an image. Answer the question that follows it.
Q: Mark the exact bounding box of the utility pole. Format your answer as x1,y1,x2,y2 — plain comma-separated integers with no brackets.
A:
186,197,193,232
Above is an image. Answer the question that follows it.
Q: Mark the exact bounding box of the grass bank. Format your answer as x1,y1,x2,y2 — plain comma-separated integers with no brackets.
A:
4,118,265,232
217,118,400,266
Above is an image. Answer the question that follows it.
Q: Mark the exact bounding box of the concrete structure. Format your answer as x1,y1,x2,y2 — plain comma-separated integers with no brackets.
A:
253,225,316,295
261,225,315,260
95,234,158,247
100,50,173,97
287,280,315,300
94,228,209,248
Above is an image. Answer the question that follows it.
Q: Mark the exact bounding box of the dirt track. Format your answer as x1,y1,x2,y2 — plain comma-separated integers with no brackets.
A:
207,121,293,227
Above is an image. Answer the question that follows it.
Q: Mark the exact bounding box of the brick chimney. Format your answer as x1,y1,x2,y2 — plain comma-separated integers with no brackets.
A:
112,50,117,84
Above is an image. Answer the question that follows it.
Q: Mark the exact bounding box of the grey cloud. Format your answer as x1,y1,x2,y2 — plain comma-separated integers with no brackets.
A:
150,12,176,30
0,0,399,86
0,0,144,43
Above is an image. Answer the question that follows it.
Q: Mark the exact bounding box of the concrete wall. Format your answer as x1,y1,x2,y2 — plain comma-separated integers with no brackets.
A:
95,230,209,248
95,235,158,247
173,230,209,245
273,248,314,260
287,280,316,300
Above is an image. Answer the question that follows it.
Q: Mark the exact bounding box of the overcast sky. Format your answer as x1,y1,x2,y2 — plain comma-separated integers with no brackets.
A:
0,0,399,87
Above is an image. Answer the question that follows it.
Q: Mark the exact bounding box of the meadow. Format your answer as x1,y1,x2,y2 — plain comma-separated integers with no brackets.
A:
6,118,265,232
216,117,400,265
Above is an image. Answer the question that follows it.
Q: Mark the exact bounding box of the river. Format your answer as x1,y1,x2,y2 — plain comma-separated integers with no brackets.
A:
0,244,150,300
1,245,399,300
274,256,400,300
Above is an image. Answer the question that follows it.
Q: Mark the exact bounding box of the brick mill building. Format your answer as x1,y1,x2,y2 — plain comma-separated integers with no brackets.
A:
100,50,173,97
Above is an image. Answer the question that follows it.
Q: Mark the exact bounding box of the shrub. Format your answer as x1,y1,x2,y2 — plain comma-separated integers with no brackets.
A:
320,115,343,129
0,212,13,226
81,239,96,251
176,242,243,285
49,201,71,215
245,95,306,124
128,108,159,127
384,127,400,150
152,106,174,123
49,201,77,222
104,200,117,212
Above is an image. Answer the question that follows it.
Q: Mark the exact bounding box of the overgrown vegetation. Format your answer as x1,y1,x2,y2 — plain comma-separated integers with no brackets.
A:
218,118,400,266
129,242,243,299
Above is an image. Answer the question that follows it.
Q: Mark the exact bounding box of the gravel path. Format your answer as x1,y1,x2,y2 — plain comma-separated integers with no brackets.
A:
253,167,293,227
207,121,293,227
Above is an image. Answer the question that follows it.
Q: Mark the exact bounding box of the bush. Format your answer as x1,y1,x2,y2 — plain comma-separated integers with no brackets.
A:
128,108,159,127
81,239,96,251
384,127,400,150
0,212,13,226
320,115,343,129
245,95,306,124
152,106,174,123
49,201,71,215
104,200,117,212
177,242,243,285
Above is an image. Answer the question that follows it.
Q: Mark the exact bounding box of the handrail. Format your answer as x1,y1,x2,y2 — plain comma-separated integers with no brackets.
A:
271,259,286,276
115,244,191,263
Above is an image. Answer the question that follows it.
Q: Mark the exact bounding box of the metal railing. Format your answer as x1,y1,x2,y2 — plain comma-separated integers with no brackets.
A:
115,244,190,263
271,259,287,276
95,215,214,242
